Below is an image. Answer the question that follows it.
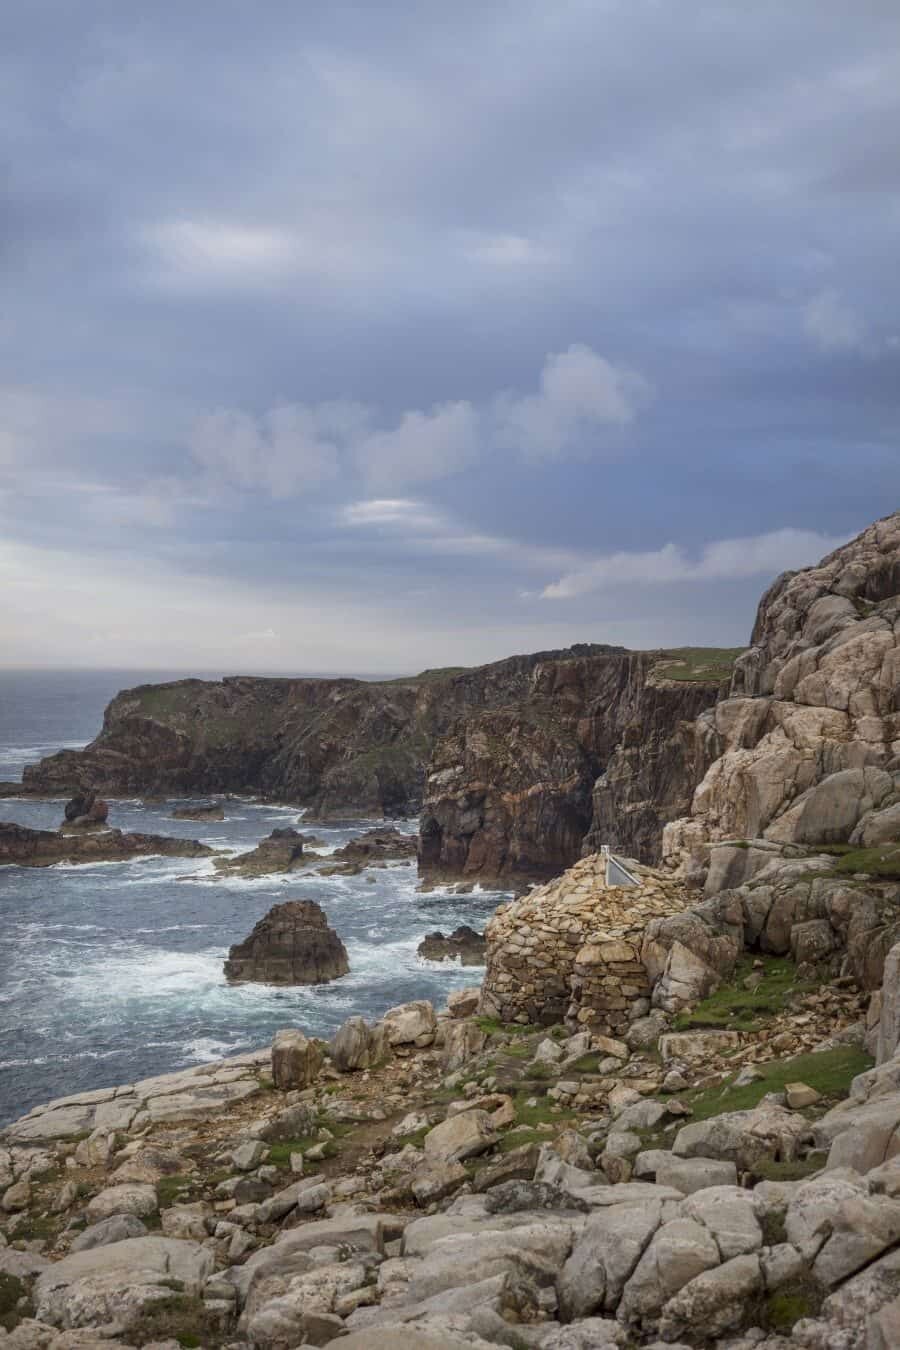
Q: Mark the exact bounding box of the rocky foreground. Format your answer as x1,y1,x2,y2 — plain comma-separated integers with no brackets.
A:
4,837,900,1350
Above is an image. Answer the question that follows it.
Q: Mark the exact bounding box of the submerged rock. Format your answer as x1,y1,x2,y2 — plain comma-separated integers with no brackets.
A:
417,925,486,965
318,827,418,875
0,821,214,868
224,899,349,985
171,800,225,821
215,827,312,877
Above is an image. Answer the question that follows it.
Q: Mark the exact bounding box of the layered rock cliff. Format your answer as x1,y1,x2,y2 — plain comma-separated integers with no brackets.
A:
663,510,900,874
21,645,726,877
418,652,725,879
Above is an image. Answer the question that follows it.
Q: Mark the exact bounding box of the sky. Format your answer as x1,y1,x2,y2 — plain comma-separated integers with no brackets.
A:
2,0,898,674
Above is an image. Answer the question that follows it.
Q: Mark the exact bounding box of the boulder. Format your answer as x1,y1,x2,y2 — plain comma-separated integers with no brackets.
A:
382,1000,437,1047
84,1183,158,1222
672,1103,807,1171
330,1016,391,1072
423,1110,497,1164
619,1217,721,1325
271,1028,323,1090
558,1200,663,1319
877,941,900,1065
658,1252,762,1341
33,1236,213,1328
417,926,486,965
447,987,481,1019
224,900,349,984
655,1156,738,1194
441,1020,489,1071
69,1214,149,1252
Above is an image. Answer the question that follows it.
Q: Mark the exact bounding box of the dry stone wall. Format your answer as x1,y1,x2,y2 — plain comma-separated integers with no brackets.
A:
479,851,692,1031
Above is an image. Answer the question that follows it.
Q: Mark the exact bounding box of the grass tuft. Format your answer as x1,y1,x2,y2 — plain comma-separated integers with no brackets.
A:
673,956,816,1033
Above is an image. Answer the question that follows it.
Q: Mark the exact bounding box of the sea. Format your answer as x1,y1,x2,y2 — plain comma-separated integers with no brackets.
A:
0,669,510,1128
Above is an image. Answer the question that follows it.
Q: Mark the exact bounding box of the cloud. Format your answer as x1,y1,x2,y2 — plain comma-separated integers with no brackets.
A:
141,218,299,287
355,401,479,487
0,386,131,466
803,289,865,352
542,527,851,599
189,403,358,497
340,496,578,571
494,345,652,458
190,344,647,495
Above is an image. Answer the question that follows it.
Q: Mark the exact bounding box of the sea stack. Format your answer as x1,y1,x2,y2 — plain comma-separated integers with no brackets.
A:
224,900,350,985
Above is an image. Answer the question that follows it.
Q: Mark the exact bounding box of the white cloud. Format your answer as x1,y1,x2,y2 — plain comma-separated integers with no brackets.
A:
340,496,578,572
0,386,131,465
142,218,298,283
542,527,851,599
494,344,652,458
189,403,356,497
355,401,479,487
187,345,651,496
803,289,864,352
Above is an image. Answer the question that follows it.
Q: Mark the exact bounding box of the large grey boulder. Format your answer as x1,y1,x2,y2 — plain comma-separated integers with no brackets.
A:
271,1027,323,1090
69,1214,148,1252
619,1217,720,1325
557,1201,662,1320
84,1183,157,1223
34,1236,213,1328
679,1186,763,1260
423,1110,496,1165
672,1103,807,1171
658,1252,762,1341
382,1000,437,1047
656,1156,738,1195
441,1020,488,1071
329,1015,392,1072
876,942,900,1065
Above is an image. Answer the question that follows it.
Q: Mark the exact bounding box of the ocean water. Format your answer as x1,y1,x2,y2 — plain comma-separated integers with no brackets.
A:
0,670,509,1127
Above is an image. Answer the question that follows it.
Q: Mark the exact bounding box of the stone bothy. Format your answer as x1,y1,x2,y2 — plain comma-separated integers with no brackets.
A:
479,851,691,1032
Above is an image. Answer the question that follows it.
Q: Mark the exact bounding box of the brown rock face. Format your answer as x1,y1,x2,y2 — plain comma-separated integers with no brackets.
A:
419,652,725,880
0,822,214,868
224,900,349,985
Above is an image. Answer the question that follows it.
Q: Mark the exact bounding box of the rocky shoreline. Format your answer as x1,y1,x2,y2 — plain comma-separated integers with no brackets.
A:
1,512,899,1347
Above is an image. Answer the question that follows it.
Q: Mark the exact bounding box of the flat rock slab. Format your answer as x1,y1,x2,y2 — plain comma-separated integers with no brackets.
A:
3,1058,268,1143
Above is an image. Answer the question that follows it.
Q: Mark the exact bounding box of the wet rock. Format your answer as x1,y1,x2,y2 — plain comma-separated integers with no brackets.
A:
417,926,486,966
171,800,224,821
0,822,214,869
224,900,349,985
62,790,108,828
215,828,312,877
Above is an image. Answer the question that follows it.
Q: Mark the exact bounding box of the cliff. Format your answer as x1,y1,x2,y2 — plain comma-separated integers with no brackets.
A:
664,510,900,875
21,645,726,877
418,651,726,879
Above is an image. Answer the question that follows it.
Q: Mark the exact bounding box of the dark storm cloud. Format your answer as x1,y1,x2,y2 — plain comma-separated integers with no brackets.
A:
1,0,898,670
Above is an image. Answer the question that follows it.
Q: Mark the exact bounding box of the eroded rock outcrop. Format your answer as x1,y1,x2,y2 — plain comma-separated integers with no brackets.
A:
417,926,486,965
223,900,349,985
664,510,900,875
215,828,312,877
0,821,214,868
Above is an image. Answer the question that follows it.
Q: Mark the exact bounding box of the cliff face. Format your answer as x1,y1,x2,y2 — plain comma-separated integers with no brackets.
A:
418,652,725,880
581,674,724,864
21,646,640,827
664,510,900,872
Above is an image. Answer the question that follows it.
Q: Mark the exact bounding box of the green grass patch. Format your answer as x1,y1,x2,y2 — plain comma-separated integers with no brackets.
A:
475,1016,535,1038
684,1045,872,1122
830,844,900,880
763,1277,822,1332
0,1273,29,1332
512,1091,577,1131
673,955,816,1033
652,646,745,684
155,1174,193,1208
754,1154,827,1183
127,1293,223,1348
